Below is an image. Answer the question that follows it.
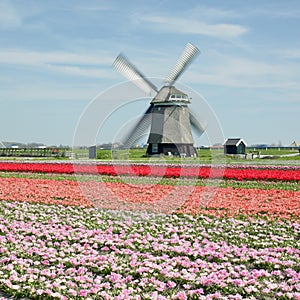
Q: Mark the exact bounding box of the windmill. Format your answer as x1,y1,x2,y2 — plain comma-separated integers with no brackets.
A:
113,43,205,157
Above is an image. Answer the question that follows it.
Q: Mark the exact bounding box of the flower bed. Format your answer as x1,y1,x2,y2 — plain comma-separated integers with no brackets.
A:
0,177,300,218
0,200,300,300
0,161,300,299
0,162,300,181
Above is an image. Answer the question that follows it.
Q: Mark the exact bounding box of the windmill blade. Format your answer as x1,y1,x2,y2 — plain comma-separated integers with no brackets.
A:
122,105,154,148
190,112,206,138
165,43,200,85
113,54,158,95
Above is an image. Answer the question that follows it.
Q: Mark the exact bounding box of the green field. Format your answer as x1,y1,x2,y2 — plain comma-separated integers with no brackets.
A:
94,147,300,163
0,147,299,164
96,148,224,163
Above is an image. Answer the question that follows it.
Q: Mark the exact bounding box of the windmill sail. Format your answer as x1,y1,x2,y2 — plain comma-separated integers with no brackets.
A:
113,54,158,95
164,43,200,86
121,105,154,148
190,113,206,137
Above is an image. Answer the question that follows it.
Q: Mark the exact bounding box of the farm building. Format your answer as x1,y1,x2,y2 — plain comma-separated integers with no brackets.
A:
224,138,247,155
291,141,300,147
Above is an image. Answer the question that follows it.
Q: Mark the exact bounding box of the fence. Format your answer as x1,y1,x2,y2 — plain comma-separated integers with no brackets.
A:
0,148,65,157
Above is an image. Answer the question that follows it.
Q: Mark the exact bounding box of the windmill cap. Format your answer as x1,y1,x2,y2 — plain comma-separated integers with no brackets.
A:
150,86,190,104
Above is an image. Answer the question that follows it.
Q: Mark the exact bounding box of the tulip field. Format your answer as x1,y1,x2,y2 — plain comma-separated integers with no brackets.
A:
0,161,300,299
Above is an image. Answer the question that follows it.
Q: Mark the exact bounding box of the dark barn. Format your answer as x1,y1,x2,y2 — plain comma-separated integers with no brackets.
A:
224,138,247,155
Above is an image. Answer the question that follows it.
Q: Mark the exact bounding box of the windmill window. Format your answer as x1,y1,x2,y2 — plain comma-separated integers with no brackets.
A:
152,144,158,153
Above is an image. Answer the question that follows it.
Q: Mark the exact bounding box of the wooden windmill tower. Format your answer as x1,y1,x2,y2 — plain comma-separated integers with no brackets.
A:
113,43,205,157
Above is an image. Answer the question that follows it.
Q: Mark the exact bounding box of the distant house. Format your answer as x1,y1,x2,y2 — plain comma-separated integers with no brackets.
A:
224,138,247,155
290,141,300,147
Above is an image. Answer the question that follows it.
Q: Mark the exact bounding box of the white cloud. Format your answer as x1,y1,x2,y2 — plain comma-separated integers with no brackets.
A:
75,3,113,12
0,49,116,78
45,64,115,79
0,81,103,102
0,0,22,29
187,5,240,21
0,49,112,66
280,49,300,59
139,15,248,39
252,5,300,19
183,54,300,90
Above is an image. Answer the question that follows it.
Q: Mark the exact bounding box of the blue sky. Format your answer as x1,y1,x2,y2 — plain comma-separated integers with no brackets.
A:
0,0,300,146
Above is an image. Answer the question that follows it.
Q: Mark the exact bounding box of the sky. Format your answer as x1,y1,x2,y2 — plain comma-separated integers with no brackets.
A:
0,0,300,147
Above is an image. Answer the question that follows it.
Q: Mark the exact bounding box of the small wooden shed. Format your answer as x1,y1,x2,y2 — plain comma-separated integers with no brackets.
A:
88,145,97,159
224,138,247,155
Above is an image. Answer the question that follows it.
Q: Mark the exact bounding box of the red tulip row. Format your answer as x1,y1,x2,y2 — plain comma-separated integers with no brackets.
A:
0,162,300,181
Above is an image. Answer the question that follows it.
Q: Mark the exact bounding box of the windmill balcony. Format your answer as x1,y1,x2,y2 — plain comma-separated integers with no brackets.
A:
169,94,189,101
